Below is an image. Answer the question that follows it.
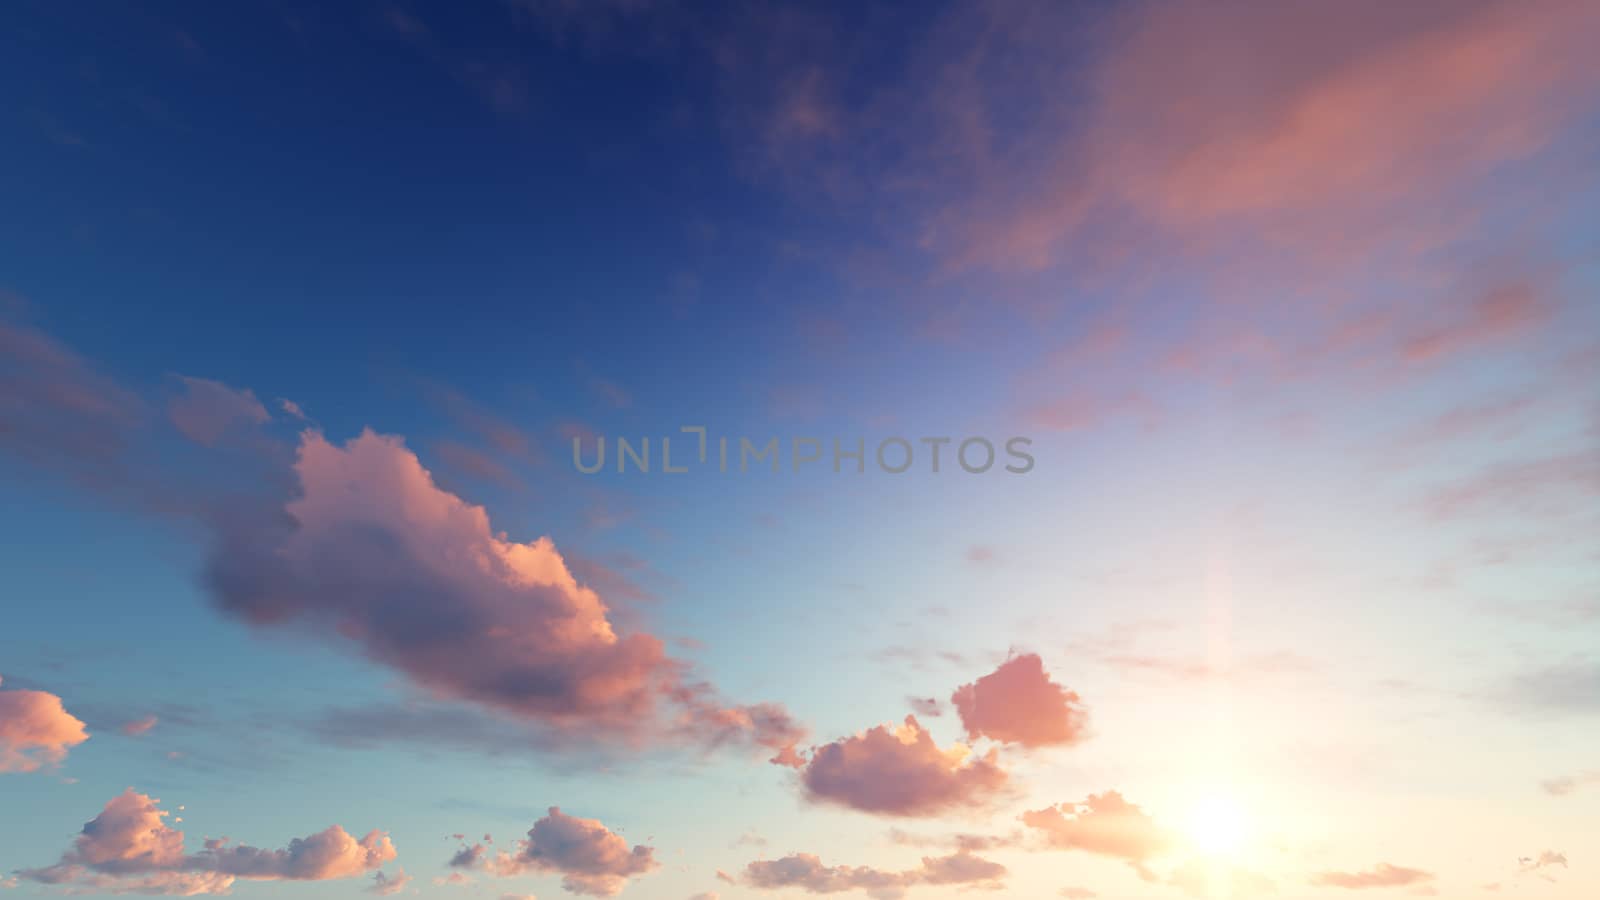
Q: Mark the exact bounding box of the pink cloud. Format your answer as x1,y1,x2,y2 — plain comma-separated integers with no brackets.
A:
417,382,538,462
741,850,1005,898
799,715,1008,817
1518,850,1567,878
0,677,90,773
205,429,797,752
120,716,159,738
1021,791,1171,863
1402,282,1549,365
167,375,270,446
950,654,1088,747
947,0,1600,271
432,439,527,492
1420,451,1599,521
0,317,142,480
963,545,996,565
1310,863,1435,890
477,807,656,897
18,789,394,895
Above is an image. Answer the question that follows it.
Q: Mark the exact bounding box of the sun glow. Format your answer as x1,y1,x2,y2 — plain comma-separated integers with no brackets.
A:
1185,791,1252,857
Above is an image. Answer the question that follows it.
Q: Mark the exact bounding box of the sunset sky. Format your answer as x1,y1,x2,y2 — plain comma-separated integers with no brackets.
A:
2,2,1598,899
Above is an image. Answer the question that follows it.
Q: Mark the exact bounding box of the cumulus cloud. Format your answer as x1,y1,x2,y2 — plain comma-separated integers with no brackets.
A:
1021,791,1171,863
7,318,800,762
799,715,1008,817
205,429,800,753
741,850,1005,898
16,789,394,895
467,807,656,897
167,376,270,446
950,654,1088,747
0,676,90,773
1310,863,1435,890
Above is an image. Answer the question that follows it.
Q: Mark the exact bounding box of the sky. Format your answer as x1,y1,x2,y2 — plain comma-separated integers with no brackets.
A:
1,1,1598,899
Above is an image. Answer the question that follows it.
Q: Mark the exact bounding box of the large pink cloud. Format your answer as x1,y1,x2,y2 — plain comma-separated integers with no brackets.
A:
16,789,394,895
0,676,89,773
741,849,1005,898
205,429,800,754
4,314,799,760
469,807,656,897
950,654,1088,747
799,715,1008,817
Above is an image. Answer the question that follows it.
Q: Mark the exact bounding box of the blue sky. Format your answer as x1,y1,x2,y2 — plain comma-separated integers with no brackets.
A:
3,2,1599,899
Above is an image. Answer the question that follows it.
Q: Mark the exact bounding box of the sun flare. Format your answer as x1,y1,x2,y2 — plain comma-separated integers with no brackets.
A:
1185,791,1252,857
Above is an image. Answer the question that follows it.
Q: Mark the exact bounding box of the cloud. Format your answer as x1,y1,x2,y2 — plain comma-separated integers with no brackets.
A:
473,807,656,897
964,545,997,564
16,789,393,895
1518,850,1567,880
416,381,538,462
1021,791,1171,863
1541,771,1600,796
0,316,143,486
1059,889,1096,899
799,715,1009,817
1401,283,1550,365
886,830,1018,854
1422,452,1599,522
369,868,412,895
1310,863,1435,890
0,676,90,773
205,428,799,753
906,697,943,718
950,654,1088,747
5,318,798,762
432,439,527,493
740,850,1005,898
938,0,1600,273
449,843,488,869
167,376,270,446
120,716,159,738
1504,658,1600,715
